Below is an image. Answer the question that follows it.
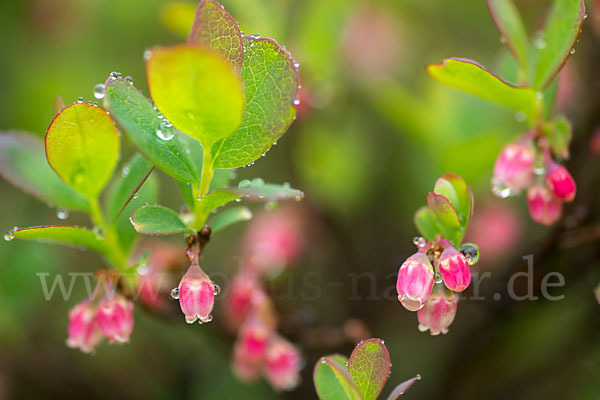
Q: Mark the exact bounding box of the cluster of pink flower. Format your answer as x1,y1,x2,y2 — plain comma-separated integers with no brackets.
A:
226,208,304,391
492,135,576,225
396,239,479,335
67,295,134,353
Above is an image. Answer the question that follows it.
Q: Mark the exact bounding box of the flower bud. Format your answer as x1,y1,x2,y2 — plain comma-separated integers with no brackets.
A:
417,284,457,335
396,252,435,311
545,162,576,202
492,138,535,196
438,245,471,292
177,263,216,324
526,184,563,226
264,336,302,391
67,301,103,353
224,271,261,330
96,296,134,344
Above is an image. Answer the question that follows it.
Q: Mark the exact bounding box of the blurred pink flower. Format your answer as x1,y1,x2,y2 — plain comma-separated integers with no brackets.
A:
527,184,563,226
417,284,457,335
96,296,134,344
66,301,103,353
492,137,536,196
264,336,302,391
224,271,262,330
545,159,576,202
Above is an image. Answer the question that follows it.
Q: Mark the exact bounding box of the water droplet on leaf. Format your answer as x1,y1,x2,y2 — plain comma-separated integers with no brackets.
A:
459,243,480,265
56,208,69,220
93,84,105,100
171,287,180,299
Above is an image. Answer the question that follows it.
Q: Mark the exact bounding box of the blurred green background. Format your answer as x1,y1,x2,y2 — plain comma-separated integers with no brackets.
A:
1,0,599,398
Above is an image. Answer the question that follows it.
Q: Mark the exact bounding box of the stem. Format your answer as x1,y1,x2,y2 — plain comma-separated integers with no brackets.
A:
90,198,127,270
192,148,215,230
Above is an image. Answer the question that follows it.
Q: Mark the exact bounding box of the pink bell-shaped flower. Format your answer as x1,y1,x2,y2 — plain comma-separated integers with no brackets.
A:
66,301,103,353
492,137,536,196
417,284,458,335
264,335,302,392
545,159,576,202
438,245,471,292
96,295,134,343
396,252,435,311
526,184,563,226
176,263,216,324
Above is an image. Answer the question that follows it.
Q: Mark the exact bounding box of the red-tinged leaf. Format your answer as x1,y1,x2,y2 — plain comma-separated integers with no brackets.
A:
324,358,364,400
188,0,243,70
487,0,529,69
427,58,538,121
348,339,391,400
530,0,585,89
386,375,421,400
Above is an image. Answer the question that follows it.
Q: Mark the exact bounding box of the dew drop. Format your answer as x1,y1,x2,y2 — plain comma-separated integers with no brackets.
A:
87,100,93,105
109,71,119,79
77,97,84,103
491,179,515,198
4,231,15,241
93,84,105,100
292,96,301,106
213,284,221,295
251,177,264,185
156,126,174,141
201,314,213,323
122,166,130,177
570,48,576,55
92,226,104,238
125,76,134,85
418,324,428,332
293,61,300,68
398,294,424,311
434,272,443,284
56,208,69,220
534,32,546,50
500,37,507,45
170,287,180,299
412,236,426,248
238,179,251,188
459,243,480,265
133,192,139,200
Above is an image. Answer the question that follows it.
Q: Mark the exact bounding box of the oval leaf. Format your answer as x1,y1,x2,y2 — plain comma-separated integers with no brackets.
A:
386,375,421,400
433,173,473,229
146,44,245,147
46,103,120,199
211,36,300,168
209,206,253,233
130,205,191,235
11,225,107,254
531,0,585,89
188,0,243,69
427,58,538,121
0,132,89,212
426,193,463,245
104,78,199,183
487,0,529,69
348,339,391,400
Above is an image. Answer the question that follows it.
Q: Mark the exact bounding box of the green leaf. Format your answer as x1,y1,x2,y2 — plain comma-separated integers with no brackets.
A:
414,207,442,242
11,225,107,254
487,0,529,69
0,132,89,212
427,58,538,121
385,376,420,400
547,115,572,159
211,36,299,168
130,205,192,235
46,103,120,199
226,179,304,202
426,193,463,245
348,339,391,400
530,0,585,89
104,78,199,183
197,191,242,216
188,0,243,69
314,355,364,400
105,153,154,221
209,206,253,232
146,44,245,148
433,173,473,229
